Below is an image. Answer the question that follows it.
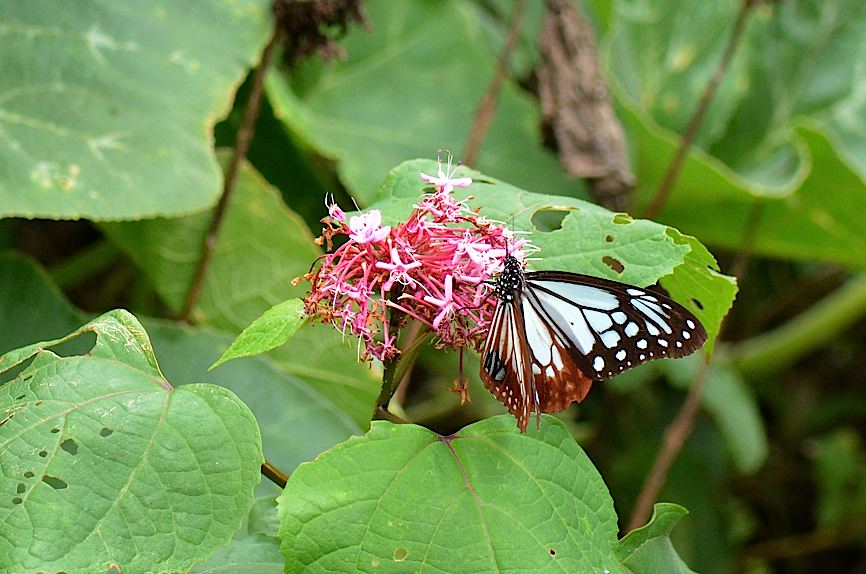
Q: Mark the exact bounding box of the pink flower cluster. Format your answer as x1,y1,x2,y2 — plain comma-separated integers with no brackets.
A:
301,155,526,362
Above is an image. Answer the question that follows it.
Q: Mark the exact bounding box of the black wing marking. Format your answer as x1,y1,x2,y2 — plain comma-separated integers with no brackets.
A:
480,299,539,432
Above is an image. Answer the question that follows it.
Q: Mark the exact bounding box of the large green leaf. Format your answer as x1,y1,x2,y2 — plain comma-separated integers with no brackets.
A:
0,311,263,574
368,159,736,349
608,0,866,190
0,0,272,220
278,416,628,573
605,0,866,269
267,0,577,205
101,158,379,426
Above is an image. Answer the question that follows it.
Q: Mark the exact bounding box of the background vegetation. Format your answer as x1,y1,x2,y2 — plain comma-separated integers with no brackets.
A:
2,0,865,572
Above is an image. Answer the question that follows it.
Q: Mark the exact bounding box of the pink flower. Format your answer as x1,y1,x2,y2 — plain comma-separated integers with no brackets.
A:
301,153,527,363
375,246,422,290
424,274,457,330
419,151,472,194
348,209,391,244
326,194,346,223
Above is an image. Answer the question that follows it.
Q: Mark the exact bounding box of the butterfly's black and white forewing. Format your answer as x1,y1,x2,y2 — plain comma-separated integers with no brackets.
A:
481,255,707,432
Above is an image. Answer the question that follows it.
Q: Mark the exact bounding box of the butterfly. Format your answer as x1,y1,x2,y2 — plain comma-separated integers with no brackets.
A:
480,255,707,432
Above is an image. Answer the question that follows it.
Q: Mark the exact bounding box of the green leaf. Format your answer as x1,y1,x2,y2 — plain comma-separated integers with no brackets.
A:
267,0,577,205
211,298,307,370
0,0,272,220
145,318,362,475
606,1,866,270
616,504,697,574
370,159,735,348
0,311,263,574
659,230,738,355
278,415,628,573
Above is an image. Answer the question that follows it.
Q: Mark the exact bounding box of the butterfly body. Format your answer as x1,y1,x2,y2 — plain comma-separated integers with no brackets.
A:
481,255,707,432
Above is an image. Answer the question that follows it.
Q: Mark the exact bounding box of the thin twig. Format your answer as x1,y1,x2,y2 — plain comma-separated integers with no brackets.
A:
179,28,282,321
626,359,710,531
642,0,754,219
627,192,760,531
463,0,527,166
261,459,288,489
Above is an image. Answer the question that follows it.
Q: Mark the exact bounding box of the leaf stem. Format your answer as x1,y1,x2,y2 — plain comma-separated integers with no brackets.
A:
261,459,288,489
179,25,282,322
642,0,755,219
731,274,866,377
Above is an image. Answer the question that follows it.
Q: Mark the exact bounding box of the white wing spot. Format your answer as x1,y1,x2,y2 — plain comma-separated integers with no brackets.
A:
627,288,645,296
636,339,648,349
639,353,646,361
646,322,660,336
682,331,691,340
601,330,621,349
593,356,605,372
616,349,627,361
676,341,683,348
624,322,639,337
658,339,669,347
612,312,627,324
686,319,696,329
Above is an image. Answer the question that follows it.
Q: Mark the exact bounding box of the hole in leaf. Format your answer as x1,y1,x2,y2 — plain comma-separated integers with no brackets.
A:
100,427,114,437
531,208,571,232
24,471,34,478
549,548,557,556
60,438,78,456
691,298,704,310
38,450,48,458
42,475,68,490
12,497,22,505
50,427,60,434
393,548,408,562
605,234,614,242
0,413,13,426
35,400,43,406
17,483,25,494
612,213,633,224
107,565,122,574
49,331,97,358
602,256,625,274
15,394,25,400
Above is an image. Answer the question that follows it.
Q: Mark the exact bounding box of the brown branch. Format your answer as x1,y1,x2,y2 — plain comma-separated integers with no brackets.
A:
463,0,527,166
642,0,755,219
261,459,288,489
179,27,282,322
538,0,635,211
626,359,710,531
